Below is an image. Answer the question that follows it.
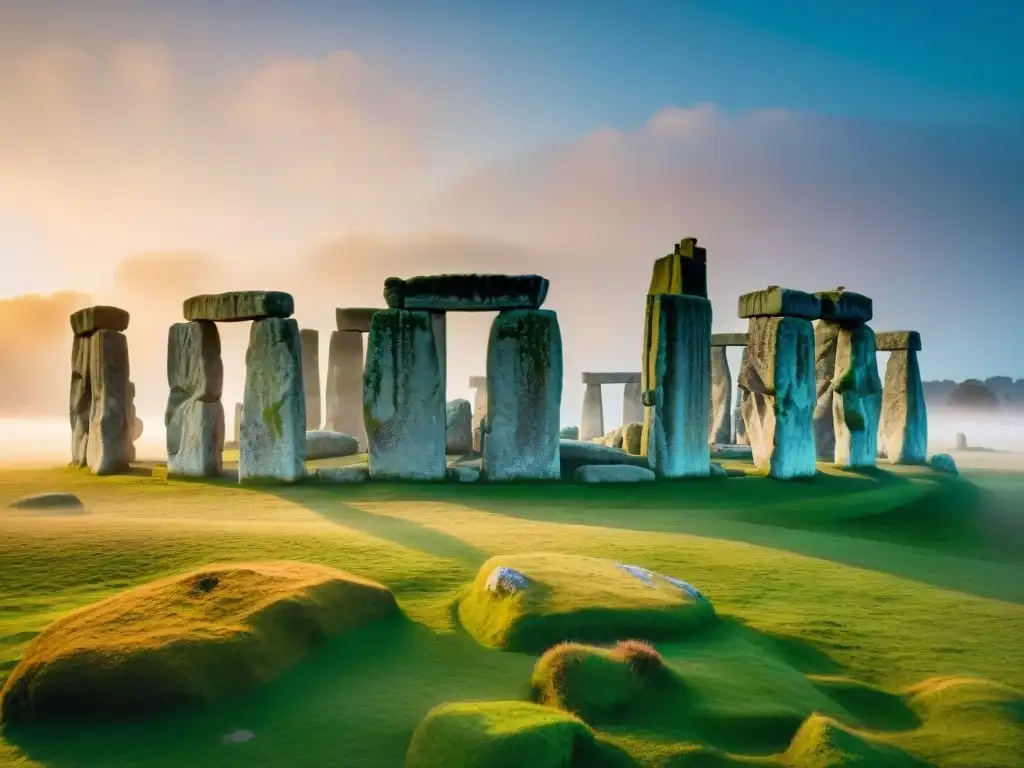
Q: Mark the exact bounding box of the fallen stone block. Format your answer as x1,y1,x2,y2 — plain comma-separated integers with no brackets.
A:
815,288,873,325
445,399,473,454
69,334,92,467
335,307,383,333
738,286,822,320
8,492,84,511
305,430,359,460
558,439,649,479
239,318,306,483
711,332,748,347
384,274,549,311
575,464,656,483
364,310,446,480
648,237,707,298
165,321,225,478
875,331,922,352
87,330,131,475
184,291,294,322
484,309,562,480
70,306,130,336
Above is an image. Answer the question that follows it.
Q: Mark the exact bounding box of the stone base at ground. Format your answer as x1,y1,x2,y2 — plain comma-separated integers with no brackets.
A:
575,464,656,483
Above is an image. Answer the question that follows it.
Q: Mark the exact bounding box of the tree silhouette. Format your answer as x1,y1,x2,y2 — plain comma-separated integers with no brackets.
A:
948,379,1000,409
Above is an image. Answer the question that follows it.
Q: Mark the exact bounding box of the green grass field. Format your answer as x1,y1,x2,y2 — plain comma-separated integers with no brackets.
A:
0,452,1022,767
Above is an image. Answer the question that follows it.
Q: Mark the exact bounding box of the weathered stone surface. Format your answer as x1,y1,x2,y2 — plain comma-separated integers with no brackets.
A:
738,287,822,320
8,492,84,511
299,329,321,430
709,462,728,478
305,430,359,460
711,332,748,347
558,439,649,479
832,324,882,469
641,294,712,478
233,402,242,445
239,318,306,483
580,383,604,441
384,274,549,311
875,331,922,352
575,464,656,483
324,331,366,451
69,335,92,467
737,316,817,479
622,382,644,425
364,310,445,480
335,307,383,333
313,465,370,483
447,465,480,483
581,372,641,385
132,416,144,442
430,311,447,392
879,349,928,464
648,237,707,298
621,421,644,455
165,321,225,478
928,454,957,474
126,381,138,463
86,330,131,475
603,425,625,450
184,291,294,323
445,399,473,454
484,309,562,480
470,376,487,452
816,288,873,325
709,346,732,445
813,320,840,461
733,401,748,445
70,306,130,336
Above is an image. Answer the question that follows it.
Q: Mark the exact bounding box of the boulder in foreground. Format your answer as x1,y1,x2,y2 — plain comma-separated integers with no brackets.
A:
0,561,397,725
7,493,84,511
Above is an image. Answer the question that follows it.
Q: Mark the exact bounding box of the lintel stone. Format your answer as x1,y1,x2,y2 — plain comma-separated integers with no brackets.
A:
383,274,549,311
875,331,922,352
711,332,748,347
70,306,130,336
469,375,487,389
581,372,641,385
336,307,384,333
184,291,294,322
738,286,821,320
815,288,873,325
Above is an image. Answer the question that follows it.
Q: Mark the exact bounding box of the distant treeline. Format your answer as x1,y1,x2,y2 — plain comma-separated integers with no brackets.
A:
923,378,1024,409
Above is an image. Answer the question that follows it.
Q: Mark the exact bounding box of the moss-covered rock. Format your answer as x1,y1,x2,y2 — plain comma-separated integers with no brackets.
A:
0,562,398,725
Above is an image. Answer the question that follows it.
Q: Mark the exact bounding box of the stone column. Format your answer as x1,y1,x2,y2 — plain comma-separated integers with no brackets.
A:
165,320,225,477
877,331,927,464
87,329,132,475
734,347,750,445
431,312,447,395
325,331,366,450
708,346,732,445
300,328,321,430
469,375,487,452
580,383,605,441
240,318,306,483
484,309,562,480
622,380,644,425
364,310,446,480
233,402,242,445
832,324,882,468
737,287,819,479
641,293,712,477
70,335,92,467
813,320,840,460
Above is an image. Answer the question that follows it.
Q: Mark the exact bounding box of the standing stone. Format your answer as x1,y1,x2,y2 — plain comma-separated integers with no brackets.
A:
832,324,882,469
325,331,366,451
300,329,321,430
431,312,447,393
126,381,138,463
878,333,927,464
641,294,712,478
233,402,243,445
734,347,750,446
469,376,487,453
69,335,92,467
709,346,732,445
165,321,225,477
813,320,840,460
580,383,605,442
445,399,473,454
955,432,967,451
622,381,644,425
738,316,817,479
484,309,562,480
364,310,445,480
86,330,131,475
240,318,306,483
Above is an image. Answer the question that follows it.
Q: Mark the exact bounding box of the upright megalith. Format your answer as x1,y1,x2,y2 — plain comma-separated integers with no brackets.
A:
126,382,139,463
240,318,306,483
622,381,644,425
363,310,446,480
325,330,367,450
649,237,707,298
737,287,819,479
300,329,321,430
69,335,92,467
580,382,605,441
876,331,927,464
165,320,225,477
813,289,881,468
233,402,242,445
709,346,732,445
384,274,549,312
641,294,712,477
734,347,750,445
484,309,563,480
445,399,473,454
87,329,132,475
430,312,447,391
469,375,487,452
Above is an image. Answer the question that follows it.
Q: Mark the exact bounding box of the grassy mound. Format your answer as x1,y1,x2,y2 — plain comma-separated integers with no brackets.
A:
457,553,716,653
531,640,672,723
404,700,599,768
0,561,398,725
785,714,922,767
